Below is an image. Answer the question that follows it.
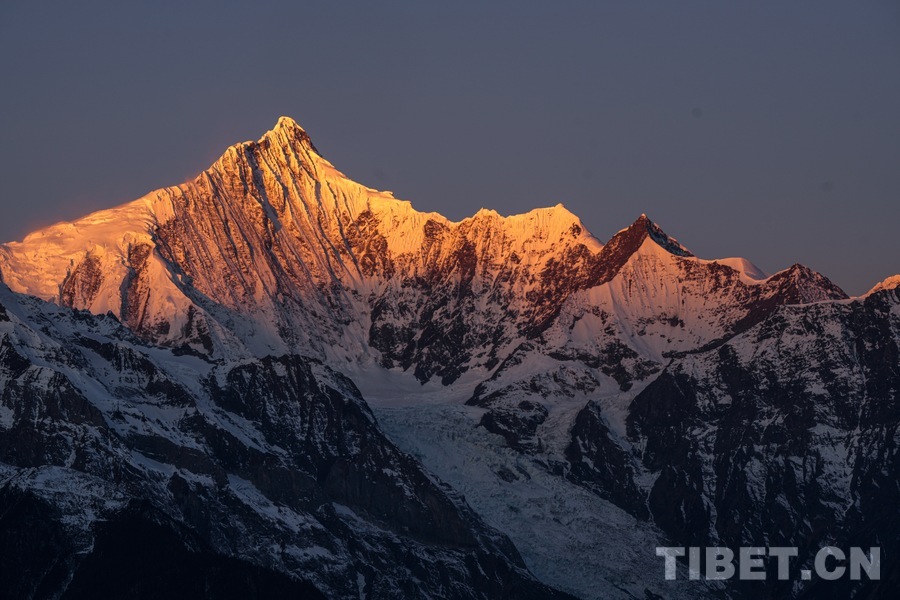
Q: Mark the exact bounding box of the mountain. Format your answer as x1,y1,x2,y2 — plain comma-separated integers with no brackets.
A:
867,274,900,296
0,117,896,599
0,283,568,599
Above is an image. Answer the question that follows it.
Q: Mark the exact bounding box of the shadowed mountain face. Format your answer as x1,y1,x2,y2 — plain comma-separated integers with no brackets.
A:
0,118,896,599
0,285,570,600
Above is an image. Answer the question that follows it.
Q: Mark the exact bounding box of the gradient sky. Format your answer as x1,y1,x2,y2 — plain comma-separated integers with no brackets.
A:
1,1,898,294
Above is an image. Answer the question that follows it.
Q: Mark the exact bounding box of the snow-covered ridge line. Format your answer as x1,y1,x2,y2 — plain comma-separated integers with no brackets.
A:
865,274,900,296
0,116,853,379
0,117,597,296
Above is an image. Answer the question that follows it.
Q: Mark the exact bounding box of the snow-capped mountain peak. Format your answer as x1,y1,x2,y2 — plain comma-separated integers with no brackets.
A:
631,213,693,257
261,115,319,153
865,273,900,296
0,117,854,378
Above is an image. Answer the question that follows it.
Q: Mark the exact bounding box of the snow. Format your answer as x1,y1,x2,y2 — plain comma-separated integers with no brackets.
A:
705,256,768,281
462,202,604,254
356,572,367,600
864,274,900,296
0,197,157,301
373,402,714,600
550,235,725,361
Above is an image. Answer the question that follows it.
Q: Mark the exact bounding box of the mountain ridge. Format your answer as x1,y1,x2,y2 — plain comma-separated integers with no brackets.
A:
1,116,898,600
0,118,853,379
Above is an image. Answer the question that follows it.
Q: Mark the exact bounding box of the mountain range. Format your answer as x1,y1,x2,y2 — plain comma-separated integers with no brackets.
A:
0,117,897,599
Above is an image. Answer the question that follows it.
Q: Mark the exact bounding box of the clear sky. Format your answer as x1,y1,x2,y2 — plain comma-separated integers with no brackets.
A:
1,1,898,294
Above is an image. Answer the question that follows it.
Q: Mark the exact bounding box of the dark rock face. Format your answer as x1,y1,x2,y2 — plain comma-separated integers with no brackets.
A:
561,289,900,599
565,401,648,519
725,264,850,338
0,287,570,600
208,355,487,550
467,358,602,452
0,491,327,600
121,242,154,332
0,487,78,600
364,212,602,385
60,253,104,309
479,400,549,453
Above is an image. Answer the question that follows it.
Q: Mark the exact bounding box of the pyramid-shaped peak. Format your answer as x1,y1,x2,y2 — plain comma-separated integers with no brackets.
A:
614,214,694,258
641,214,691,256
630,213,652,228
258,116,320,155
632,213,651,228
273,115,306,133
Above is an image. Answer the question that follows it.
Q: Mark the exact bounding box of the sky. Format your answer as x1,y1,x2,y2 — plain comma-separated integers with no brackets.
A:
0,1,898,295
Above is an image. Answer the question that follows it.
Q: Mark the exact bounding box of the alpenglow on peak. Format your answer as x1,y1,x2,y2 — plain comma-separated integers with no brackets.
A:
0,116,850,375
